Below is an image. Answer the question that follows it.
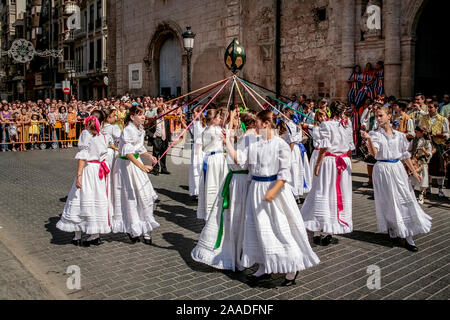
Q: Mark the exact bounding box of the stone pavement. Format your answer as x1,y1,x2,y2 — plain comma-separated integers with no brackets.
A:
0,145,448,300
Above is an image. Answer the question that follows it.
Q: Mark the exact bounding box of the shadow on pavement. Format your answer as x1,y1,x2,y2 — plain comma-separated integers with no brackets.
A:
154,203,203,234
340,230,392,248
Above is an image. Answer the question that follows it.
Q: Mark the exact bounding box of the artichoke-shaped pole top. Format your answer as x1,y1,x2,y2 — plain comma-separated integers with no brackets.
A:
224,38,246,74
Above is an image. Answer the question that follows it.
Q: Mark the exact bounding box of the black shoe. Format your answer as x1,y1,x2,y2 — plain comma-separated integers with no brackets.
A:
83,238,101,247
127,233,140,244
151,170,159,176
143,238,152,245
313,236,321,245
247,273,271,282
160,170,171,175
405,242,419,252
71,239,82,246
389,236,401,248
321,234,332,246
281,272,299,287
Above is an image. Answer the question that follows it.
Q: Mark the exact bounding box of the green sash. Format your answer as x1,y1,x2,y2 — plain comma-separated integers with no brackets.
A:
118,153,140,160
214,170,249,249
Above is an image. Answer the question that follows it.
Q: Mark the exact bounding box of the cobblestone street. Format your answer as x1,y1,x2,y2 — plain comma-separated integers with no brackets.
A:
0,145,448,300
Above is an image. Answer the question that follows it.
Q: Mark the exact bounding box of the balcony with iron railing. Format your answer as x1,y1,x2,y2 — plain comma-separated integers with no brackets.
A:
59,29,75,42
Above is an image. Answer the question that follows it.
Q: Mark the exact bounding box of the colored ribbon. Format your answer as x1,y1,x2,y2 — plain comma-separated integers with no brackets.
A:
88,160,110,180
84,115,100,135
325,152,349,228
214,170,249,249
252,175,278,182
378,159,400,163
202,151,223,182
234,77,247,111
119,153,140,160
240,122,247,132
297,143,308,189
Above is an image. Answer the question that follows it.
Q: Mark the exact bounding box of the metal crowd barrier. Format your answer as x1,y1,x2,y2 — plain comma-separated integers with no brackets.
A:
0,120,84,151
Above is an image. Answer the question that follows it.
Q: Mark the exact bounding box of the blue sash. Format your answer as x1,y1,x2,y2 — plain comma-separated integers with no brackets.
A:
252,175,278,182
296,143,309,189
202,151,223,181
378,159,400,163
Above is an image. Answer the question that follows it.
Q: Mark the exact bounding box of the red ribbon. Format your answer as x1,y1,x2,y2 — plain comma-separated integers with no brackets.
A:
325,152,349,228
88,160,110,180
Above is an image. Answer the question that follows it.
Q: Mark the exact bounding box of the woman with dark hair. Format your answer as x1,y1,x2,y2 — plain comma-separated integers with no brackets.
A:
224,110,320,286
355,63,376,107
111,105,160,245
56,109,112,246
301,102,355,246
347,65,362,106
374,61,384,96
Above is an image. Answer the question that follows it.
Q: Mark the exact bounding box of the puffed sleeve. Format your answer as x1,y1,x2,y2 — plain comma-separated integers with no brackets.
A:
368,131,381,150
277,139,292,182
399,132,411,160
318,122,332,149
75,130,92,160
120,126,136,156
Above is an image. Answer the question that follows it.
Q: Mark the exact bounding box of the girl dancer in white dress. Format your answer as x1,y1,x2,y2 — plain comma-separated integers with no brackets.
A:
187,106,205,198
191,111,257,271
281,109,311,202
301,102,355,246
197,109,228,221
112,105,160,245
361,107,432,252
306,109,327,178
229,110,320,286
56,110,111,246
102,109,121,171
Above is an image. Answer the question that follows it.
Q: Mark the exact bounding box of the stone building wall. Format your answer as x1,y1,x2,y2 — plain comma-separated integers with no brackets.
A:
107,0,430,101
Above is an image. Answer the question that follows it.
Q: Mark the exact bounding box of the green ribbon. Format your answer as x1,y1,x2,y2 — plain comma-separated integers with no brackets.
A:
119,153,140,160
214,170,249,249
239,78,316,123
240,122,247,132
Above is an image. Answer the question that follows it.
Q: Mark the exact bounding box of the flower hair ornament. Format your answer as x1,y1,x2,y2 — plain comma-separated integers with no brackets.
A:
84,115,100,135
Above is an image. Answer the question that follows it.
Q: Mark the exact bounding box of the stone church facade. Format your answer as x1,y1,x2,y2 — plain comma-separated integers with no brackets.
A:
107,0,445,101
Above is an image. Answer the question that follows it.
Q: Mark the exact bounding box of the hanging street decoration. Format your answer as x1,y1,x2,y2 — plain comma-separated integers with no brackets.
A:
224,38,246,73
1,39,63,63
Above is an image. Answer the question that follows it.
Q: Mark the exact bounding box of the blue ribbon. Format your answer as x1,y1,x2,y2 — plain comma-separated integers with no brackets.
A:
378,159,400,163
292,113,300,125
203,111,207,117
297,143,309,189
252,175,278,182
203,151,223,181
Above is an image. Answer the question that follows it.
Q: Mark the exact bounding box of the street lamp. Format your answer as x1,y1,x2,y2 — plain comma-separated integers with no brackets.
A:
182,26,195,123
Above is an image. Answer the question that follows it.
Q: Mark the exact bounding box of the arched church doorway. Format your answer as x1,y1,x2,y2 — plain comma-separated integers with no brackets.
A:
159,35,182,98
414,0,450,97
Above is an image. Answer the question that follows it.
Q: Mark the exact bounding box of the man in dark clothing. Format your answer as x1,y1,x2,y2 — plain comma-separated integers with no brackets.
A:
149,107,171,175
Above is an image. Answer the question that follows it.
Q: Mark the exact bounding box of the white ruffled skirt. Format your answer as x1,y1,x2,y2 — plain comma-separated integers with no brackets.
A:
241,180,320,274
191,173,249,271
57,162,111,235
189,143,204,196
301,156,353,234
373,161,432,238
111,157,160,237
197,152,228,220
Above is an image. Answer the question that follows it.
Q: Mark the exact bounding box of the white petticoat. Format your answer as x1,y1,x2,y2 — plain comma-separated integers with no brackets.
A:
189,143,205,196
301,156,353,234
57,162,111,235
111,157,160,237
241,180,320,274
197,152,228,220
373,161,432,238
191,173,249,271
